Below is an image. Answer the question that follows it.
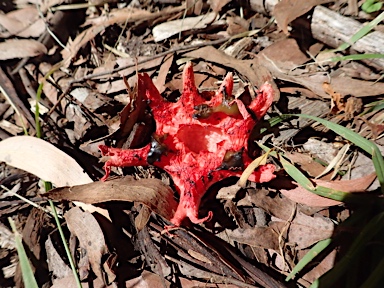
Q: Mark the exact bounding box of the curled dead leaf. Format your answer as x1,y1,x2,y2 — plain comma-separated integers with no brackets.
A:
44,177,178,221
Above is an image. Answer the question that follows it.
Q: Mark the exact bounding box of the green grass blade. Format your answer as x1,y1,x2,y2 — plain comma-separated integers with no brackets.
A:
279,155,315,190
360,100,384,116
8,218,38,288
289,208,371,284
34,65,82,288
334,11,384,52
49,200,82,288
359,256,384,288
283,114,384,194
286,238,332,281
252,115,293,135
310,211,384,288
280,156,353,201
258,143,357,202
330,53,384,62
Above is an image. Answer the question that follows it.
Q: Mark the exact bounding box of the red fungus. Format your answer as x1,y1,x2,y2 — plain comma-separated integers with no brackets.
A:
99,63,276,226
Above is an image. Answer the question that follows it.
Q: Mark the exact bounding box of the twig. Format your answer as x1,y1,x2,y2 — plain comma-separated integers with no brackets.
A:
164,254,260,288
71,37,232,83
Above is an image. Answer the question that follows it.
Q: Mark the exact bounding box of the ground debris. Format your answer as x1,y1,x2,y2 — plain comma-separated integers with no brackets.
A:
1,0,383,287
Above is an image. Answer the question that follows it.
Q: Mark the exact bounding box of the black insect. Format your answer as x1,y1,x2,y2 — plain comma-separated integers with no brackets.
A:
147,136,167,164
217,149,244,171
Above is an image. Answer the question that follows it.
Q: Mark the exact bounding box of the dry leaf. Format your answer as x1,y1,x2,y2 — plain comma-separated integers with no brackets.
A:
51,274,106,288
65,207,111,282
125,271,171,287
0,136,92,186
152,12,218,42
284,212,334,249
302,249,336,283
0,39,47,60
285,152,331,178
0,136,107,217
226,16,249,35
216,184,242,200
61,25,105,67
0,6,45,38
153,55,174,93
359,117,384,139
45,177,178,221
116,77,140,128
208,0,232,13
228,212,333,250
258,53,384,98
226,225,282,250
45,236,72,280
179,277,239,288
259,38,310,70
302,138,338,164
323,82,363,119
83,7,153,27
135,206,152,231
244,189,296,221
273,0,332,34
280,173,377,207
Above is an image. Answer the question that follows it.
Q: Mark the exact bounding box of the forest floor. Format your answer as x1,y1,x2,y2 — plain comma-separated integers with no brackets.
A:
0,0,384,287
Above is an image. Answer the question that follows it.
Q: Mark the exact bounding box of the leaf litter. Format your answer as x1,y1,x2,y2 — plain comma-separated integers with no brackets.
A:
0,0,383,287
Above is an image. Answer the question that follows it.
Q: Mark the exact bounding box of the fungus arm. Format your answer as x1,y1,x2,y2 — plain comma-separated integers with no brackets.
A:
99,144,151,181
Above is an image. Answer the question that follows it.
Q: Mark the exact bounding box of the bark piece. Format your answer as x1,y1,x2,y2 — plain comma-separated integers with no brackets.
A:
311,5,384,70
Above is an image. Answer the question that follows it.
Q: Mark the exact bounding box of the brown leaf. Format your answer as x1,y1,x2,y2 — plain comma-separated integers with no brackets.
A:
259,38,309,70
135,206,152,231
285,152,331,178
125,271,171,287
65,207,111,283
287,212,334,249
208,0,232,13
112,76,142,142
280,173,377,206
51,274,107,288
45,177,178,221
323,82,363,119
359,117,384,139
0,39,47,60
216,184,241,200
244,189,296,221
273,0,332,34
258,53,384,98
301,250,336,283
226,224,283,250
226,15,249,35
153,55,174,93
45,236,72,280
228,212,334,250
0,7,45,38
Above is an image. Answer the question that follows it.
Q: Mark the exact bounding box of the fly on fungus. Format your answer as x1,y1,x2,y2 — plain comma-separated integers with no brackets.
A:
99,62,276,227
